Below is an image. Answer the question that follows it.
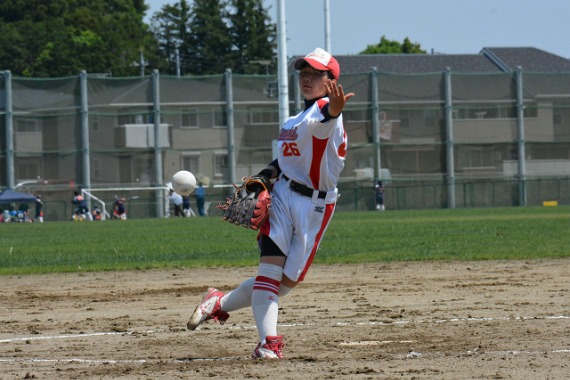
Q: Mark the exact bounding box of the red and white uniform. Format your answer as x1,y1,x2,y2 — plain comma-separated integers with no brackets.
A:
260,96,347,282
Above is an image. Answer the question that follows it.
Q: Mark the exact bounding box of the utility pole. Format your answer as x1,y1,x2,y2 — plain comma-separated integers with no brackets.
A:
132,50,148,77
324,0,331,52
276,0,289,128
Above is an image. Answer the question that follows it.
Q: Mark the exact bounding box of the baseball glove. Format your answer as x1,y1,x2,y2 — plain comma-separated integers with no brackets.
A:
218,175,272,230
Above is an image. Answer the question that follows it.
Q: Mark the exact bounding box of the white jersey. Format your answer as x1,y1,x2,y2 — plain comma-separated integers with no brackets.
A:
259,97,347,282
277,97,347,192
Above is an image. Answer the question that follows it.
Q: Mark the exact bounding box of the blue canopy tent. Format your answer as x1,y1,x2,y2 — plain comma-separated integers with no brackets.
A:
0,189,37,203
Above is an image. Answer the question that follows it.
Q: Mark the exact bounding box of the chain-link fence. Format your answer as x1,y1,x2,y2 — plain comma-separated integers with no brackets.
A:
2,69,570,220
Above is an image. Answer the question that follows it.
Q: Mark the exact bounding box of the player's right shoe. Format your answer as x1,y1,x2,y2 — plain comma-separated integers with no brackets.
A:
252,335,284,359
186,287,229,330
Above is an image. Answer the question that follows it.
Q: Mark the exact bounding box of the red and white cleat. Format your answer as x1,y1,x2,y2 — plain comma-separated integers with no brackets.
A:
187,287,229,330
252,335,284,359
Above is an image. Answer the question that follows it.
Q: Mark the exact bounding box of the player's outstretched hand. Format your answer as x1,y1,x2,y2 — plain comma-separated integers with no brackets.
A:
325,79,355,118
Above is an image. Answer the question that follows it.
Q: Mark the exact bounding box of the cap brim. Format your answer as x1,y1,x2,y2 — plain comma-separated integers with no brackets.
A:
294,58,329,72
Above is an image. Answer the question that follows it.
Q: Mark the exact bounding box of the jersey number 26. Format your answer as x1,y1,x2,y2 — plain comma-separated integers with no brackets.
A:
282,142,300,156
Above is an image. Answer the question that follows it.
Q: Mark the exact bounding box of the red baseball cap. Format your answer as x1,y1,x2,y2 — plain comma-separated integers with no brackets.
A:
294,48,340,79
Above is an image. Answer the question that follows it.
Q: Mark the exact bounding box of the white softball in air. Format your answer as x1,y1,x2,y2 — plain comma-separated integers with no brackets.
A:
171,170,197,196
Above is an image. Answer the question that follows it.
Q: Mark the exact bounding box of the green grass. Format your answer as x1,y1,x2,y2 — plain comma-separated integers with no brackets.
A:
1,206,569,275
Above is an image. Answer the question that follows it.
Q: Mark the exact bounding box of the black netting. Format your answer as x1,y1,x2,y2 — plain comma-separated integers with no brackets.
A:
1,70,570,219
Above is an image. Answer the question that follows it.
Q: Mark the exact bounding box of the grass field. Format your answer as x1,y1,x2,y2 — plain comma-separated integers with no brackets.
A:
1,206,569,275
2,207,569,379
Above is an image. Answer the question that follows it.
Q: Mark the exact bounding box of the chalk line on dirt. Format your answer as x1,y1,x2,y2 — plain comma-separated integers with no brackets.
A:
0,330,156,344
0,357,243,364
1,315,567,344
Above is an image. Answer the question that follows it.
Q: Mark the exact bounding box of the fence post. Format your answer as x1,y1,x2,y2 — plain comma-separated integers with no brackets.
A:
152,70,164,218
3,70,14,189
225,69,236,184
516,66,527,206
80,71,91,196
371,67,381,183
444,67,456,208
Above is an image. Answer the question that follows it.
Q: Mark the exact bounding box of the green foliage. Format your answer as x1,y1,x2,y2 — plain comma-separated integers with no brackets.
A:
186,0,233,75
0,2,425,77
361,35,426,54
150,0,276,75
0,0,158,77
1,207,569,275
228,0,277,74
150,0,191,75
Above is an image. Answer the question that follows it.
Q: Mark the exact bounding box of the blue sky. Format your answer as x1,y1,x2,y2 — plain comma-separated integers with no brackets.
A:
145,0,570,59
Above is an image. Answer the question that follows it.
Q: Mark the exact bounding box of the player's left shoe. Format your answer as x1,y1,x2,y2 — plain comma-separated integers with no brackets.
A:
252,335,285,359
187,287,229,330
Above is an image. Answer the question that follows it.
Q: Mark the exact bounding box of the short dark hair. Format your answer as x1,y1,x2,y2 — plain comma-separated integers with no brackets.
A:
299,61,334,79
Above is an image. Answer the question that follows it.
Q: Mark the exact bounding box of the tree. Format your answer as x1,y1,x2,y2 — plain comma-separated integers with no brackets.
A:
150,0,276,75
228,0,276,74
0,0,160,77
360,36,426,55
186,0,232,75
149,0,193,75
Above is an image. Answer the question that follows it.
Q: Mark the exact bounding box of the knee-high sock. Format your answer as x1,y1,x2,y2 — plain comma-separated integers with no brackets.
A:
220,277,255,312
252,263,283,343
220,277,293,313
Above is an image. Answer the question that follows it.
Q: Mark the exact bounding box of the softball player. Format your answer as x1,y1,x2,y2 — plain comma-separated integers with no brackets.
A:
187,48,354,359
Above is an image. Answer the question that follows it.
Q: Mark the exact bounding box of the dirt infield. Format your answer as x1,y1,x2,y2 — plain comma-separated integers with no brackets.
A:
1,259,569,379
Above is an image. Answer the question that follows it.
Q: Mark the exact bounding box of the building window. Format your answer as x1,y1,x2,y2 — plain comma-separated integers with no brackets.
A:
453,104,533,120
399,109,410,128
249,108,279,124
17,158,41,180
553,107,562,127
118,112,152,126
265,81,278,98
459,146,497,168
523,103,538,118
16,118,40,133
343,108,368,122
92,158,101,180
213,153,228,178
498,105,515,118
181,108,198,128
92,115,100,132
423,109,437,128
213,109,227,128
133,156,153,185
182,153,200,173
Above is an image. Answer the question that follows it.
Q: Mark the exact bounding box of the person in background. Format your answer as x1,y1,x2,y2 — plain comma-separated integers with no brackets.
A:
195,182,206,216
18,202,29,222
374,180,385,211
92,205,102,221
182,194,192,217
35,194,44,223
112,196,127,220
72,190,92,221
9,209,18,222
168,188,183,217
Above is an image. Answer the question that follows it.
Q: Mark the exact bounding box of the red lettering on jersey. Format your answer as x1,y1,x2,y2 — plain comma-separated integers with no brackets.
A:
278,126,298,141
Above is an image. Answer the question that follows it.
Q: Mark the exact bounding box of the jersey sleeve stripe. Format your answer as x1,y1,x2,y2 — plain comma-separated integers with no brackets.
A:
310,136,329,189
